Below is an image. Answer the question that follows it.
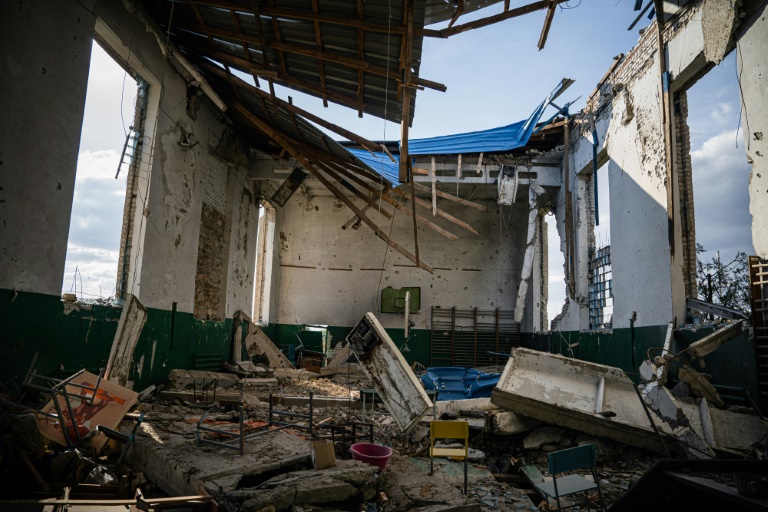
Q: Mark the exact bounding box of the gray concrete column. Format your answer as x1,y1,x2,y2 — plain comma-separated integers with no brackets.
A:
0,0,96,294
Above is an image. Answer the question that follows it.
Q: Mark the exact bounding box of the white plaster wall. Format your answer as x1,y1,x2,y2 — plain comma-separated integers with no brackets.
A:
604,64,674,329
224,169,260,318
96,1,251,314
738,3,768,258
271,190,529,330
0,0,97,295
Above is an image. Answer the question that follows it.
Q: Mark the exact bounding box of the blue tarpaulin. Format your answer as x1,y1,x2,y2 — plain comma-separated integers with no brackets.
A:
420,367,501,401
345,79,572,184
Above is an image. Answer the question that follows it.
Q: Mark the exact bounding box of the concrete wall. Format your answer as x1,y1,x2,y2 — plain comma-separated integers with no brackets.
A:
95,0,257,316
270,186,530,331
738,2,768,258
553,0,765,332
0,0,97,295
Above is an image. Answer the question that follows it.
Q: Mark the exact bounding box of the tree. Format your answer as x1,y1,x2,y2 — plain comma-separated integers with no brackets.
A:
696,243,751,315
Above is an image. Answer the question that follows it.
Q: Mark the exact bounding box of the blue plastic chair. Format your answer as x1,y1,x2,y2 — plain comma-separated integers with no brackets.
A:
534,444,606,511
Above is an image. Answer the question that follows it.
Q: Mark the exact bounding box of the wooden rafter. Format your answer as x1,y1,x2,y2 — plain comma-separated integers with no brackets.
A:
411,182,487,211
397,188,481,236
329,163,459,241
537,1,557,50
230,101,434,273
399,0,414,184
439,0,570,38
178,24,447,92
186,1,443,38
356,0,365,117
320,166,395,220
264,0,289,82
310,0,329,108
228,9,259,86
448,0,465,29
180,43,365,111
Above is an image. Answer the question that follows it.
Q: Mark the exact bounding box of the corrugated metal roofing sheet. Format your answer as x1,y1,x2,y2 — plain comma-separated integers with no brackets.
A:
146,0,428,123
347,79,571,184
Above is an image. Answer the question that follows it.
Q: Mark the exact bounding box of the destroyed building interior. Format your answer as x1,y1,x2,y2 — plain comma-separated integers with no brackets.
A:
2,0,768,510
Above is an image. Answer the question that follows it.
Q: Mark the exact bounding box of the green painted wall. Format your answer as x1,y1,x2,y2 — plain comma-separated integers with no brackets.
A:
1,288,757,404
0,289,233,394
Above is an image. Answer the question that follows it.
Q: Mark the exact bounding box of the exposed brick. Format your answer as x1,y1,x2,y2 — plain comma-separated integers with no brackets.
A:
194,203,226,320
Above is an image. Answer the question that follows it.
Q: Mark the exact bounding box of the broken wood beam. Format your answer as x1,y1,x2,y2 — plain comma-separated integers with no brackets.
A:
537,1,557,50
321,166,395,220
439,0,570,38
342,205,371,229
182,43,365,111
412,182,487,211
231,101,433,273
187,1,443,37
331,164,459,241
397,189,481,236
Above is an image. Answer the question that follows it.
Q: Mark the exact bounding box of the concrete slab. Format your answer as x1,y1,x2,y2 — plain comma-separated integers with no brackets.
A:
167,369,240,390
492,349,767,457
347,313,432,433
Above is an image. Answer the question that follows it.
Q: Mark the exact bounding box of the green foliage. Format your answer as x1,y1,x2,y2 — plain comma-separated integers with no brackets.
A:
696,243,751,314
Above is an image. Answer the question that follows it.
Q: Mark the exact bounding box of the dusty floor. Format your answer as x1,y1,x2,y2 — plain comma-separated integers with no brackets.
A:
129,371,660,511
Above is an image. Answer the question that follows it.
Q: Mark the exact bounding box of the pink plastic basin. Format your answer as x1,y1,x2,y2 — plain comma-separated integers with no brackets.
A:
349,443,393,472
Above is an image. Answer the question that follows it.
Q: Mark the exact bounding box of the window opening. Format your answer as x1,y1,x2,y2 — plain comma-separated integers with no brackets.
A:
62,41,137,301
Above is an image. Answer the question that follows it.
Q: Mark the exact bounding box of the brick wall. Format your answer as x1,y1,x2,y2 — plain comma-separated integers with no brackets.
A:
116,81,147,299
674,91,698,298
194,203,226,320
252,203,275,323
539,214,548,330
193,156,230,320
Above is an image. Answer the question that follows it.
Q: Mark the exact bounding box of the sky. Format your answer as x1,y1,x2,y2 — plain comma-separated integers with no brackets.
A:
65,2,754,325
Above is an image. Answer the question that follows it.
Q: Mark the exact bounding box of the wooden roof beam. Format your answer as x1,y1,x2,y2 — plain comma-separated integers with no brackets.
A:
537,1,557,50
180,43,365,111
439,0,569,38
178,23,446,92
310,0,329,107
186,0,443,38
330,163,460,241
195,59,380,153
230,101,434,273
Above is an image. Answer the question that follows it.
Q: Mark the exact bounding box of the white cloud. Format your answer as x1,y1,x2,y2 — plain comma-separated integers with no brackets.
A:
691,128,754,258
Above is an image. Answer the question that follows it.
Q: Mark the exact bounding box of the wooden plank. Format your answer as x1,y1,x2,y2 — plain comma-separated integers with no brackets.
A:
182,42,365,111
398,189,481,236
330,164,459,241
439,0,569,38
399,0,414,184
181,23,446,92
196,60,377,151
431,157,437,216
310,0,328,107
537,1,557,50
321,166,395,220
411,182,486,211
188,1,443,37
231,102,433,273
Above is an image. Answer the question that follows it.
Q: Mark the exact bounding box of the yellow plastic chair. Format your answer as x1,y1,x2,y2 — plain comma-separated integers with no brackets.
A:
429,420,469,495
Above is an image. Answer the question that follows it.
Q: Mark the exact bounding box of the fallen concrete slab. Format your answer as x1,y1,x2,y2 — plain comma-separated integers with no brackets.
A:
491,348,767,456
168,369,241,391
485,410,541,436
347,313,433,433
685,320,744,359
235,311,294,369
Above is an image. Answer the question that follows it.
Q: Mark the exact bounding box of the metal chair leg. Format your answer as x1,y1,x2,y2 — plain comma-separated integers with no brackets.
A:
463,456,468,496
